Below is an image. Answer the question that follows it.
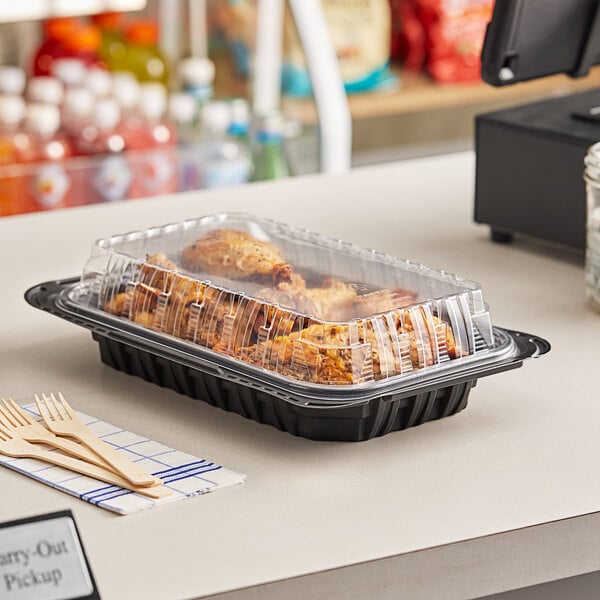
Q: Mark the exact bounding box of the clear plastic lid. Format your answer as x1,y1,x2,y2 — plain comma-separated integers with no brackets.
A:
77,213,494,387
0,66,26,96
26,76,64,106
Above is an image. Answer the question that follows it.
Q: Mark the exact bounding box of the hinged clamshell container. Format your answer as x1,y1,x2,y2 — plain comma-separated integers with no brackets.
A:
25,213,550,441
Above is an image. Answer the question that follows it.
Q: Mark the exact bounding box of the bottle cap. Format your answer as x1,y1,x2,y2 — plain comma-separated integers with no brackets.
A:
25,103,61,136
0,95,27,126
91,12,123,30
92,98,122,130
64,24,102,53
253,112,284,142
112,72,141,109
229,98,250,125
178,57,215,85
52,58,87,88
125,20,159,45
63,87,94,119
26,76,64,105
201,101,231,134
86,68,113,98
138,82,167,120
43,17,78,41
0,66,26,96
168,92,197,125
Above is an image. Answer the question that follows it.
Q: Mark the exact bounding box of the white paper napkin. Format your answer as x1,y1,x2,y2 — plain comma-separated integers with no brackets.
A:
0,403,245,515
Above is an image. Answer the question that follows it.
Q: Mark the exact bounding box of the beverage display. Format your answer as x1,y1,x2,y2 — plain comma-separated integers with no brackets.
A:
85,68,113,98
120,21,169,85
62,86,95,146
21,103,73,212
80,98,132,204
62,24,105,70
52,58,87,89
251,113,290,181
0,15,294,217
178,57,215,110
0,95,29,216
92,12,127,69
195,101,251,189
26,76,64,105
168,92,202,191
31,18,79,76
0,66,26,96
128,83,178,197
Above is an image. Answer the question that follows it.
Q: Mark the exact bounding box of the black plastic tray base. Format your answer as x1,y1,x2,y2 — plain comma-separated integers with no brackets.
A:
94,331,474,441
25,278,550,442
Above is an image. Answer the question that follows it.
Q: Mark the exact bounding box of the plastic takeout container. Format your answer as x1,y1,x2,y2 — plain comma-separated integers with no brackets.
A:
25,213,550,441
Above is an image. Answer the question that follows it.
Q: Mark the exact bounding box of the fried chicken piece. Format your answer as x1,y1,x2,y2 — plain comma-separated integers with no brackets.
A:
256,277,356,320
239,308,459,384
180,229,293,283
346,288,418,319
139,252,178,288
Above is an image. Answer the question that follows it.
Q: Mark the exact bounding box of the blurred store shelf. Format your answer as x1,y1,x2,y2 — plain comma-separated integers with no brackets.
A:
0,0,146,23
280,66,600,126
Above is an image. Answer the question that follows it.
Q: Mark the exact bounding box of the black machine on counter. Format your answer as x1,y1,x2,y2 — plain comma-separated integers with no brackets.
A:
475,0,600,251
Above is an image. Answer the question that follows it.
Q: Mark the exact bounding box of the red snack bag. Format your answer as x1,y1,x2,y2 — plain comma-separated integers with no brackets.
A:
390,0,427,71
415,0,494,83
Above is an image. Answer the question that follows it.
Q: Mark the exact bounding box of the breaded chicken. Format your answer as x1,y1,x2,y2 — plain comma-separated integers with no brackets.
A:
180,229,294,284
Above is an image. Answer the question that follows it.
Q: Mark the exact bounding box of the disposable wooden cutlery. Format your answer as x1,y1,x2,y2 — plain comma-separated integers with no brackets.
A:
0,398,112,470
35,393,161,488
0,424,170,499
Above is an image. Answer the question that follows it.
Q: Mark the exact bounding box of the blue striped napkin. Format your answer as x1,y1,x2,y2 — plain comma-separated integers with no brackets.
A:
0,404,245,515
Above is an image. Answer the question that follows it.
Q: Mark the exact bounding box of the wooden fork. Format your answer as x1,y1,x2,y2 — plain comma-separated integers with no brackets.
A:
35,393,160,488
0,425,171,499
0,399,113,471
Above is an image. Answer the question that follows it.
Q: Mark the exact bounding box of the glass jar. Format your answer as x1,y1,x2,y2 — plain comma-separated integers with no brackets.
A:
584,142,600,312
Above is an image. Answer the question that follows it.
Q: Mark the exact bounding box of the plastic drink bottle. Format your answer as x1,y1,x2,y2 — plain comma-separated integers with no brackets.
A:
85,68,113,98
0,66,26,96
0,95,29,215
167,92,198,143
62,25,105,70
78,98,132,204
121,21,169,85
197,101,251,189
168,92,200,190
127,83,176,149
62,87,95,149
111,72,141,116
52,58,87,89
111,72,142,141
26,76,64,105
22,103,74,212
178,57,215,110
92,12,127,69
251,113,290,182
32,17,78,76
128,83,178,197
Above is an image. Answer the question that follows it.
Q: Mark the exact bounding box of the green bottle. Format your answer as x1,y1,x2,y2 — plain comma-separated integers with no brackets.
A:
251,113,290,182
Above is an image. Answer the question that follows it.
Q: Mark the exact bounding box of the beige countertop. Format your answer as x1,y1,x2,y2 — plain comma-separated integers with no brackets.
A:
1,152,599,600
